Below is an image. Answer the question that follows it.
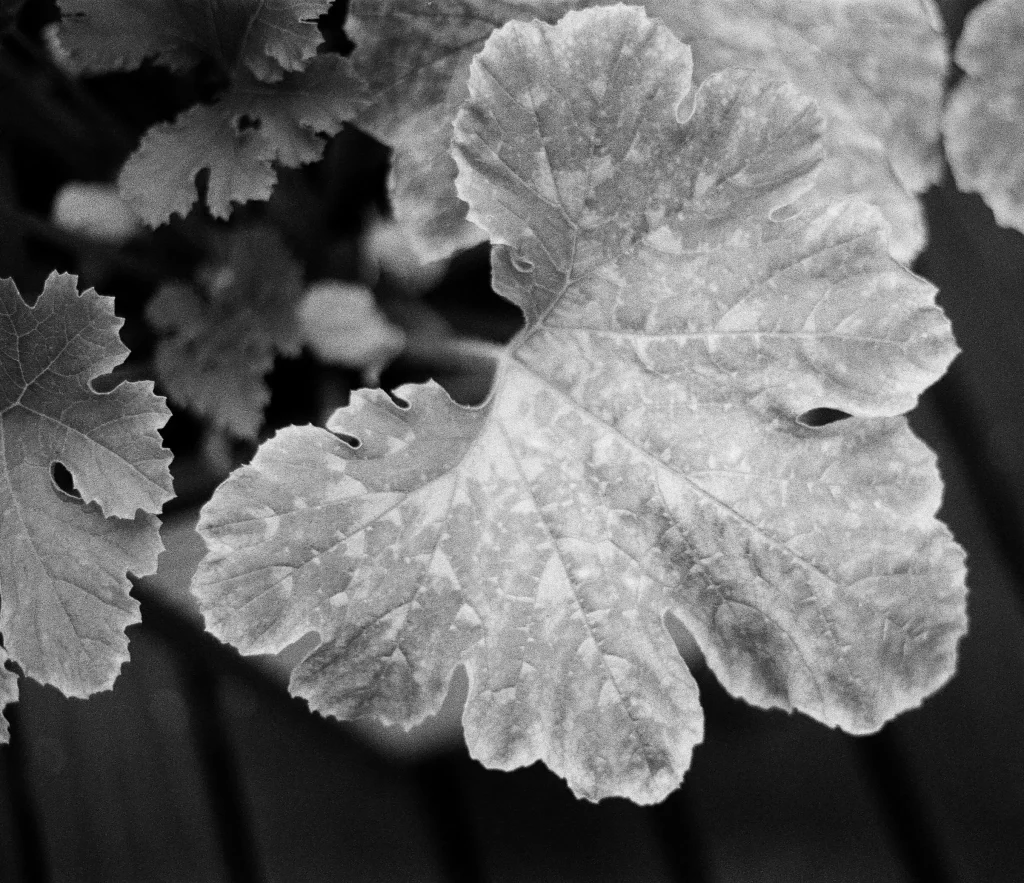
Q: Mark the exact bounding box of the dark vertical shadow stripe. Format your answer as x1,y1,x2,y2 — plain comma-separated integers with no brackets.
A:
856,730,957,883
180,657,267,883
4,704,51,883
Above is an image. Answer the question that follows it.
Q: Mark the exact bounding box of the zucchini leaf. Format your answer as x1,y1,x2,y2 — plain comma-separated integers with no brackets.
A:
194,7,965,803
0,273,172,725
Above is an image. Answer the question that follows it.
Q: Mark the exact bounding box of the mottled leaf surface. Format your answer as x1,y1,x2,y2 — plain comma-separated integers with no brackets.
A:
195,8,965,804
346,0,945,263
56,0,330,81
944,0,1024,233
0,273,172,699
0,646,17,743
118,56,354,225
148,226,304,439
637,0,946,263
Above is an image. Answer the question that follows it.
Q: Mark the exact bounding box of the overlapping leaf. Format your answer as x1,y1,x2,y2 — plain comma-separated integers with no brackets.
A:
119,56,354,225
194,7,965,803
944,0,1024,234
638,0,947,263
0,273,173,730
346,0,946,263
148,226,304,439
56,0,330,82
345,0,568,261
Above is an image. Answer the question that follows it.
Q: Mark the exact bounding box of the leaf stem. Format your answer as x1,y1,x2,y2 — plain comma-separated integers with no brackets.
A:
401,335,507,368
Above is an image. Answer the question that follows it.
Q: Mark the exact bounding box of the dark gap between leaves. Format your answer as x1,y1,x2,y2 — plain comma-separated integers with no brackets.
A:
180,657,267,883
856,731,957,883
3,704,52,883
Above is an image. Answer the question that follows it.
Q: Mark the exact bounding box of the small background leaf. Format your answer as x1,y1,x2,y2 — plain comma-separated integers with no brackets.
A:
118,56,355,225
147,225,305,440
51,180,142,244
298,280,406,374
56,0,331,82
0,272,171,699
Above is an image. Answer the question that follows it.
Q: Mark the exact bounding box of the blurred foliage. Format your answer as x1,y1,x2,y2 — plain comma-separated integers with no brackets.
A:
0,0,521,510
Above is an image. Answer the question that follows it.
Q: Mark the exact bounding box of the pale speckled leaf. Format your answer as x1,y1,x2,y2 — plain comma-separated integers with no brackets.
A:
0,646,17,743
56,0,330,82
635,0,947,263
346,0,946,263
118,56,355,225
943,0,1024,234
194,7,965,804
0,273,171,698
147,226,304,440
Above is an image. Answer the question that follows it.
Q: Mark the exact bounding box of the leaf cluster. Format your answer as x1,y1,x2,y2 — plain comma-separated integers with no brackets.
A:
57,0,353,223
5,0,1018,806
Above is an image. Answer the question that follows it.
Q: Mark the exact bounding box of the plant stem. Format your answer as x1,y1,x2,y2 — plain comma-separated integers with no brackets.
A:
401,335,506,368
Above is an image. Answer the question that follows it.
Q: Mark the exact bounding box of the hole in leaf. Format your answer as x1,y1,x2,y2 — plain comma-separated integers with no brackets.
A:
51,462,82,500
797,407,852,427
338,433,361,449
236,114,261,133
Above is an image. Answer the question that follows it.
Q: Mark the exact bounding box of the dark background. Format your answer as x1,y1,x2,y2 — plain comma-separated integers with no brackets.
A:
0,1,1022,880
